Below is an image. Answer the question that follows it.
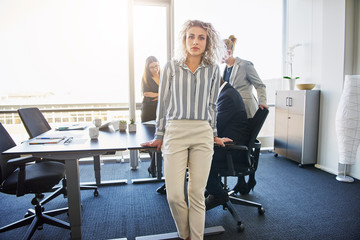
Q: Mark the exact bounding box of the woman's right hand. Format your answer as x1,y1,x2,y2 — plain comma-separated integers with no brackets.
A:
141,139,163,152
259,103,268,110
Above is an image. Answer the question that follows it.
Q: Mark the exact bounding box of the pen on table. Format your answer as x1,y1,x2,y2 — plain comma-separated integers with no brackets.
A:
64,137,73,144
36,137,63,139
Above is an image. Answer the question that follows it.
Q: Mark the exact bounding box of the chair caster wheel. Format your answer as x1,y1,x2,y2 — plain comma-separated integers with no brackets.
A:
258,207,265,215
94,190,99,197
237,223,244,232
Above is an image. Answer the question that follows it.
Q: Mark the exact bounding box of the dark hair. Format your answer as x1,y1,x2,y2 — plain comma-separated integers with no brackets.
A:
141,56,160,95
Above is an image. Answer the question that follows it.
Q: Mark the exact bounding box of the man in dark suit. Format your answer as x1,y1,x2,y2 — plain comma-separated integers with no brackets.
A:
205,78,250,209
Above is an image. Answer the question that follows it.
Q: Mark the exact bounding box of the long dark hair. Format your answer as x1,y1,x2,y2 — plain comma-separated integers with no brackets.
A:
141,56,160,95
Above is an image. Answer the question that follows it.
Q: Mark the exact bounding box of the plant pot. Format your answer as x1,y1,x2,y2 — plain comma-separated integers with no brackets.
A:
128,123,136,132
289,79,296,90
119,122,127,132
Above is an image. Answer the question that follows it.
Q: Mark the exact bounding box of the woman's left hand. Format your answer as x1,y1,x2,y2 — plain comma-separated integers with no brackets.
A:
214,137,233,147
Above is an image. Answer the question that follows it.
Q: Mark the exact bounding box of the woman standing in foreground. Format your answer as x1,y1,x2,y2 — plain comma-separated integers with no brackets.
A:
142,20,229,240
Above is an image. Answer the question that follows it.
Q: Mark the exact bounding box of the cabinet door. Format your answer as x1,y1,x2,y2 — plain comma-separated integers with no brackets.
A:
286,91,305,162
274,91,290,157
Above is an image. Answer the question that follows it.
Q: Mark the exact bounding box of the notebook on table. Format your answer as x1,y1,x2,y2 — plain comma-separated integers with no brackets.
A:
55,124,88,131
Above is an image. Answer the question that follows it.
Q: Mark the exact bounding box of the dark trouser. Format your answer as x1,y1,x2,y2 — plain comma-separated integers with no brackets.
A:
141,101,157,123
206,167,227,197
206,148,228,197
206,147,248,197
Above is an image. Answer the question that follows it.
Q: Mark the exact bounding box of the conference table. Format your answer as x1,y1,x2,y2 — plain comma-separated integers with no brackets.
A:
2,123,159,240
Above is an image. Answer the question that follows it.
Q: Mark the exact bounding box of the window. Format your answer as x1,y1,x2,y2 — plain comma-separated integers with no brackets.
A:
1,0,282,147
0,0,129,104
133,5,168,104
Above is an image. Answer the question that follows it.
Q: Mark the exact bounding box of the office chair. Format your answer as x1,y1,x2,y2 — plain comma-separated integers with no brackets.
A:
217,108,268,232
17,107,98,204
0,123,70,239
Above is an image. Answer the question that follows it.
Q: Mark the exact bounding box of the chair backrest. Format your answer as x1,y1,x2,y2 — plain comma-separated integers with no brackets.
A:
244,108,269,170
0,123,19,183
18,107,51,138
247,108,269,150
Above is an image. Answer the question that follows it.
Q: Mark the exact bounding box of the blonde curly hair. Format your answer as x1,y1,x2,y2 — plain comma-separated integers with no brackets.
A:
176,20,225,66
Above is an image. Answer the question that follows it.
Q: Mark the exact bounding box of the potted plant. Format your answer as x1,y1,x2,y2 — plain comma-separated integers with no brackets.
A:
119,120,127,132
283,76,300,91
128,119,136,132
284,43,302,90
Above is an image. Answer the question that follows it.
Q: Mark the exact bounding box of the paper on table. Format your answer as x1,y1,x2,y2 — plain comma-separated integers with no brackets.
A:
29,137,65,145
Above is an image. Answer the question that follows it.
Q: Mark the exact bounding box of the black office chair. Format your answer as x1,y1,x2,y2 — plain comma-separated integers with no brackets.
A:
217,108,268,232
17,107,98,204
0,123,70,240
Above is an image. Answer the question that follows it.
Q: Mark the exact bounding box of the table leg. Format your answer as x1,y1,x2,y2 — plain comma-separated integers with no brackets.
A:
131,150,164,184
135,226,225,239
93,155,101,186
129,150,139,170
65,159,82,240
155,151,162,180
80,155,127,187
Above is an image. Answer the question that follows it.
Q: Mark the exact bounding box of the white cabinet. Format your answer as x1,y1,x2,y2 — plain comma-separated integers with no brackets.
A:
274,90,320,165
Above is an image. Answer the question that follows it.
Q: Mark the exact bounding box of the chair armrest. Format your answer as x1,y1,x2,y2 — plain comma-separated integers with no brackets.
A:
224,143,248,176
7,156,37,166
7,156,37,196
225,143,248,151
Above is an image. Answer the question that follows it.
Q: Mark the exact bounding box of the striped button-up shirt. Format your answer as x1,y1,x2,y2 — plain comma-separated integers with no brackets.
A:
155,60,221,140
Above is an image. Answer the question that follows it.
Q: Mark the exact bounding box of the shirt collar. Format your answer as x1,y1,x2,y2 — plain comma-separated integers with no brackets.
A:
179,60,206,71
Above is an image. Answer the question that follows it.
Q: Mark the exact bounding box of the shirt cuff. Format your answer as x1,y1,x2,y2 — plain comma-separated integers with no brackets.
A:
213,129,218,137
155,132,164,141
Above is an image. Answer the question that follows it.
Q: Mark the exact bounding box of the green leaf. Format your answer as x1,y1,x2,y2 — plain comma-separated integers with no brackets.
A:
283,76,292,79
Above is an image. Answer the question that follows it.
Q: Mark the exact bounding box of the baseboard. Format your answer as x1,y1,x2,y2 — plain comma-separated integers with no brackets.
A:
315,164,359,180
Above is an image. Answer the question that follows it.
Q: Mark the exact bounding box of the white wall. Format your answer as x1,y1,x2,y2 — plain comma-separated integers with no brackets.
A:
287,0,360,180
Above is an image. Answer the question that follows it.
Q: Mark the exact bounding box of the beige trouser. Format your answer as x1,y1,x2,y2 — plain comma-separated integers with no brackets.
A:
162,120,214,240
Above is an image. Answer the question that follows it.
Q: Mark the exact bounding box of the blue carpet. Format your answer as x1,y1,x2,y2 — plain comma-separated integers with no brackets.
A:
1,153,360,240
